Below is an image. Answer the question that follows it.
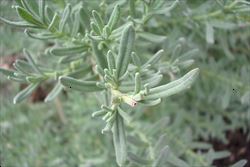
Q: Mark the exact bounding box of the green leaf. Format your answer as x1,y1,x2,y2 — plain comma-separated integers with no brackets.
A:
50,45,86,56
23,49,44,75
139,98,161,106
152,146,169,167
144,68,199,100
0,68,15,77
15,6,43,27
0,17,41,28
142,49,164,68
91,22,102,35
45,5,54,22
230,160,247,167
138,32,167,43
59,76,102,92
21,0,39,16
14,59,33,74
48,12,60,32
107,50,115,71
89,37,107,69
71,10,81,36
134,73,141,94
25,29,60,40
128,152,151,165
92,109,106,117
131,52,141,67
59,52,87,64
206,22,214,44
79,6,90,30
92,10,104,32
39,0,45,23
59,3,71,32
44,82,63,102
107,4,120,31
116,25,135,78
113,112,127,166
118,107,132,123
13,82,40,104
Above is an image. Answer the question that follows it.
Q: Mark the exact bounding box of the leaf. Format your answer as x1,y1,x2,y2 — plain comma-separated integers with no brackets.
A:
206,22,214,44
107,50,116,71
39,0,45,23
50,45,86,56
13,82,40,104
139,98,161,106
79,6,90,30
166,150,190,167
144,68,199,100
142,49,164,68
107,4,120,31
59,76,102,92
0,17,40,28
116,25,135,78
138,32,167,43
134,73,141,94
128,152,151,165
23,49,44,75
92,10,104,32
118,107,132,123
59,52,87,64
59,3,71,32
15,6,43,27
25,29,60,40
89,37,107,69
131,52,141,67
44,82,63,102
0,68,15,77
230,160,247,167
152,146,169,167
71,10,81,36
113,112,127,166
48,12,60,32
20,0,39,16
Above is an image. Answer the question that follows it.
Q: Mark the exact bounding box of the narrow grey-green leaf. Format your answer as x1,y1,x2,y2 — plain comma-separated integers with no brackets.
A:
142,49,164,68
116,25,135,78
128,152,151,165
113,112,127,166
0,17,40,28
13,82,40,104
15,6,43,27
134,73,141,94
50,45,86,56
131,52,141,67
39,0,45,23
152,146,169,167
59,3,71,32
25,29,60,40
92,10,104,32
107,5,120,31
118,107,132,123
89,37,107,69
138,32,166,43
0,68,15,77
44,82,63,102
79,6,90,30
144,68,199,100
48,12,60,32
206,22,214,44
23,49,44,75
107,50,115,71
59,76,102,92
230,160,247,167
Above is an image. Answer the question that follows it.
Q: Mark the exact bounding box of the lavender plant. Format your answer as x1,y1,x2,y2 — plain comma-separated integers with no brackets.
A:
0,0,249,166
